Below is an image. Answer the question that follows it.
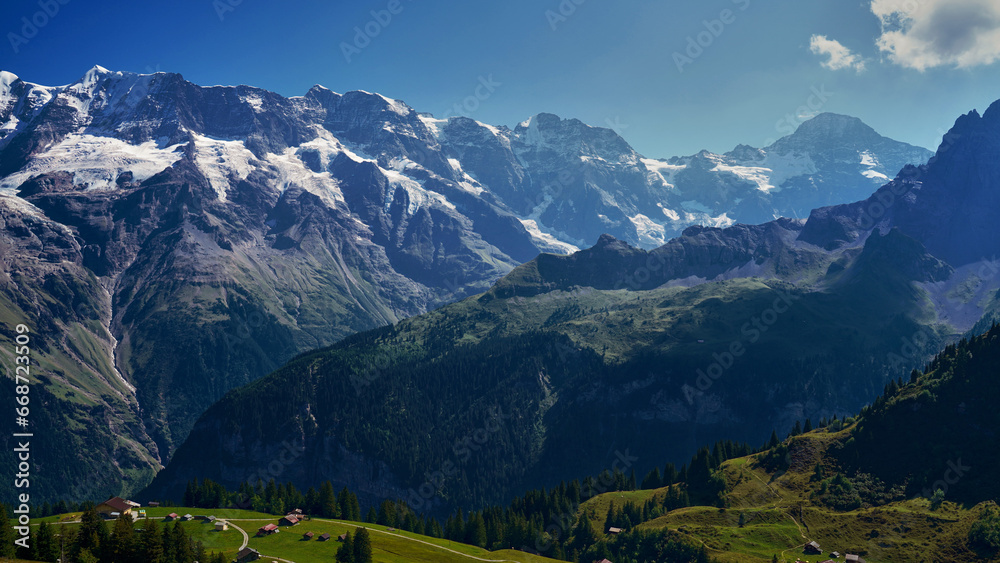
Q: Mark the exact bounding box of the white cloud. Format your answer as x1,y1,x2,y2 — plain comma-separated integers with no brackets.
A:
809,35,867,72
871,0,1000,70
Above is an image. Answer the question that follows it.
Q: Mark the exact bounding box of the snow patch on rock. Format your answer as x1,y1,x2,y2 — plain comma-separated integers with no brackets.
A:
0,133,185,192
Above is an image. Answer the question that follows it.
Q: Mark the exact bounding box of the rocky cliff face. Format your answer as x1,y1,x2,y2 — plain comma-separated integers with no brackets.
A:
0,67,539,504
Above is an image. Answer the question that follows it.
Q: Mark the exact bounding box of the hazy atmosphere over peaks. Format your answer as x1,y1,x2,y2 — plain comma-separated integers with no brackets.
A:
4,0,1000,158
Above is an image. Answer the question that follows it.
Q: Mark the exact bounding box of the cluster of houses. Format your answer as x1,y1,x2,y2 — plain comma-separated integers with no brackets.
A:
163,511,229,531
255,508,339,542
801,540,866,563
256,508,306,535
94,497,348,562
96,496,237,544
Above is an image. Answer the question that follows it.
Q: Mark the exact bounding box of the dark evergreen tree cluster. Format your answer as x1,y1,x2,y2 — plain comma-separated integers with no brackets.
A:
3,506,226,563
582,528,712,563
171,462,714,562
335,528,374,563
170,436,761,562
183,477,362,521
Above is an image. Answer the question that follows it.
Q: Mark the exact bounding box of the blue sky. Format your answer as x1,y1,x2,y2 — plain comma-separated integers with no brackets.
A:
3,0,1000,158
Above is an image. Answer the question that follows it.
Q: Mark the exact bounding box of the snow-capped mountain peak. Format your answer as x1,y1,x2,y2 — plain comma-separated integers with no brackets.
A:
0,67,935,253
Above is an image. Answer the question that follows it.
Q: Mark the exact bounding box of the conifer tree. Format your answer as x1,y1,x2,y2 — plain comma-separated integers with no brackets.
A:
162,519,175,563
663,463,678,486
465,513,487,548
336,531,354,563
354,527,373,563
73,507,107,562
109,513,136,563
15,526,35,561
572,513,597,551
0,504,17,558
641,467,662,489
142,517,164,563
337,487,351,520
172,520,194,563
37,520,58,562
320,481,338,518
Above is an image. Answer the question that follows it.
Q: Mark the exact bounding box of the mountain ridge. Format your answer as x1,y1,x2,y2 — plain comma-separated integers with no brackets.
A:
0,66,943,505
143,95,1000,515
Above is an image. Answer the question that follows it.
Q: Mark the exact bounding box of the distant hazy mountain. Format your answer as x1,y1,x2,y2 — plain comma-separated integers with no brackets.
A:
429,111,932,249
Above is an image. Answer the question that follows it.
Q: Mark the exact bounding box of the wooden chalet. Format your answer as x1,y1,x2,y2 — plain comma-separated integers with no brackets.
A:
279,514,300,526
235,547,260,563
804,541,822,554
96,497,133,518
257,523,279,535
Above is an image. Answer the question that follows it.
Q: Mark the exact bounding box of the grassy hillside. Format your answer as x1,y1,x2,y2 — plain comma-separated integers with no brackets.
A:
16,508,566,563
562,423,998,563
241,518,566,563
557,326,1000,562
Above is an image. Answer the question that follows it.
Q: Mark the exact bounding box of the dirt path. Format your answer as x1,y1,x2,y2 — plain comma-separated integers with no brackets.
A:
741,468,810,563
227,521,250,550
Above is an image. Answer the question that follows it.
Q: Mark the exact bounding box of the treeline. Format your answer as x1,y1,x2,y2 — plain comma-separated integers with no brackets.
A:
183,478,362,520
177,432,791,562
0,505,227,563
18,423,811,563
25,499,96,518
179,468,715,563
